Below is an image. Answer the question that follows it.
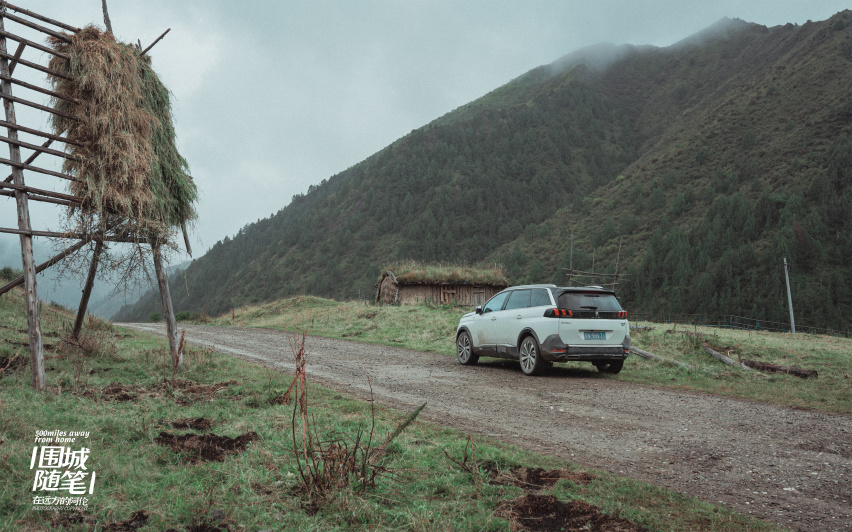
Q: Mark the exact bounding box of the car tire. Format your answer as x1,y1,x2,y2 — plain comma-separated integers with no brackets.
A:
457,331,478,365
519,335,544,376
595,360,624,374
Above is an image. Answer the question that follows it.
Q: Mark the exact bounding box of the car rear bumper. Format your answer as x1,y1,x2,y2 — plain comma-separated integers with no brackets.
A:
540,334,630,362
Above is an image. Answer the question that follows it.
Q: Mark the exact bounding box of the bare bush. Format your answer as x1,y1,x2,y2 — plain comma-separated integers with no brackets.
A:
284,320,424,505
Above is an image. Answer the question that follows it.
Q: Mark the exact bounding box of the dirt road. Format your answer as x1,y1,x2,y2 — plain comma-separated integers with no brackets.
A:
121,323,851,531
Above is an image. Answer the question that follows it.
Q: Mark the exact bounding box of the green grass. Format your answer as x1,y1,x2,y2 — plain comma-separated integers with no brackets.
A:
210,296,852,414
0,288,783,530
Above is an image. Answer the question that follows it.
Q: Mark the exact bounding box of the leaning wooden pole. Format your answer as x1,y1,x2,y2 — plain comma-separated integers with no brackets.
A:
0,17,44,390
0,238,88,296
152,242,181,369
72,240,104,339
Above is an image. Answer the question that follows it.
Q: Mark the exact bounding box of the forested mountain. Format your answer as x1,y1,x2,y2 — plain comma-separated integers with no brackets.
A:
116,13,852,330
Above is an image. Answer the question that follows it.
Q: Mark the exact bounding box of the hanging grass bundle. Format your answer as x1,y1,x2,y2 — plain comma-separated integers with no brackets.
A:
47,26,197,237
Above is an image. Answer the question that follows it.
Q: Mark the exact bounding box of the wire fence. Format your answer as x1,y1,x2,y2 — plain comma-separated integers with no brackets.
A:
631,313,852,338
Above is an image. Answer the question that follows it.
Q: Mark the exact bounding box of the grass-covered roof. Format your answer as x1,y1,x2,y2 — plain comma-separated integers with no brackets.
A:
381,261,509,287
47,26,197,237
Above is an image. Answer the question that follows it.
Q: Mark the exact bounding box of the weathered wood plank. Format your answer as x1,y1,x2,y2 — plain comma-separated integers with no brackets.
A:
0,20,44,390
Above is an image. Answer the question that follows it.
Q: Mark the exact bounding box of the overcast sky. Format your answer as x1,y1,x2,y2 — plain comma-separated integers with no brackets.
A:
1,0,849,287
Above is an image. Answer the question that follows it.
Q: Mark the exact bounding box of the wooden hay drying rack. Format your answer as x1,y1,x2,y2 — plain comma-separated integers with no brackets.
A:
0,1,182,390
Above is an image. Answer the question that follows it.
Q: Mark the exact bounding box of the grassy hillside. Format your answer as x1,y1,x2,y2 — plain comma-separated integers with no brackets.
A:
0,285,778,530
117,13,852,332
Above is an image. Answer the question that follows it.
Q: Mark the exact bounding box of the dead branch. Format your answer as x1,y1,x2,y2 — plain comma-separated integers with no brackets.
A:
742,360,817,379
630,346,698,371
702,343,756,373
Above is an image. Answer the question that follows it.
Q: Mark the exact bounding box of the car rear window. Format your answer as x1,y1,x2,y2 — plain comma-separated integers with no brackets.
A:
530,289,551,307
558,292,623,312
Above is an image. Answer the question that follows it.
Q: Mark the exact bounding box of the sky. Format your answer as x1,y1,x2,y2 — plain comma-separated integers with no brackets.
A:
0,0,849,306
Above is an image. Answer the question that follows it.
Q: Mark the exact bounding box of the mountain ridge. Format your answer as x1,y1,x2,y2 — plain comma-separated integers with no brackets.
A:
116,11,852,330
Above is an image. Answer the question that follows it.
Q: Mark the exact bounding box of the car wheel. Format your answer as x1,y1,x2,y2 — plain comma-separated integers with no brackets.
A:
519,336,544,376
595,360,624,374
457,331,478,365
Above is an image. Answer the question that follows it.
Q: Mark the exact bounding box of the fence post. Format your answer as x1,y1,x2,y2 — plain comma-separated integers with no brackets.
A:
698,314,701,326
729,315,733,329
757,320,760,331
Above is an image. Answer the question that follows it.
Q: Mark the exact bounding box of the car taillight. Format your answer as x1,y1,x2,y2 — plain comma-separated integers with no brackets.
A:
618,310,627,318
544,308,572,317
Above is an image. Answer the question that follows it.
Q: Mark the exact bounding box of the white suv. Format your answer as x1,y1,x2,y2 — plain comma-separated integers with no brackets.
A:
455,285,630,376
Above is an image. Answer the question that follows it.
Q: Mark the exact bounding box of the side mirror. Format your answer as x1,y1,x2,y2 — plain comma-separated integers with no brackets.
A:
475,306,483,315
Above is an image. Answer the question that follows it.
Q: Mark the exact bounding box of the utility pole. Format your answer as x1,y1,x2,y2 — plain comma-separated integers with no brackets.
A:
783,257,796,334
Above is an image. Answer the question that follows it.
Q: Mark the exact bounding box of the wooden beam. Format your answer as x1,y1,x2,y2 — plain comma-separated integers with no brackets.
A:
0,12,72,43
630,346,699,371
0,120,83,146
0,180,81,203
0,227,154,244
0,155,80,181
702,343,754,371
0,17,44,390
141,28,170,55
1,2,81,33
0,91,80,121
0,51,72,80
0,238,88,296
7,40,23,75
0,29,70,59
0,74,76,103
0,134,77,160
0,189,77,207
73,240,103,339
4,139,52,183
741,359,818,379
152,243,181,370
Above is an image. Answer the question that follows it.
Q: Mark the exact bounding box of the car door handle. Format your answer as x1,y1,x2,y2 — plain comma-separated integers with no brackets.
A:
516,315,522,319
491,317,497,321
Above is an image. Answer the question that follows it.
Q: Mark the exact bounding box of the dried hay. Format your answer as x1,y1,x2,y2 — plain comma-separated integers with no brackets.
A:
380,260,509,286
47,26,196,237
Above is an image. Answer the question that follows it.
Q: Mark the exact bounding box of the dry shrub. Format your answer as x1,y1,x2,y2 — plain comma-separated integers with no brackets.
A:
285,322,424,505
47,26,196,237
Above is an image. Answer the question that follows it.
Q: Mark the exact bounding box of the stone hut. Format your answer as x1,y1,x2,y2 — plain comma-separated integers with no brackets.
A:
375,263,509,306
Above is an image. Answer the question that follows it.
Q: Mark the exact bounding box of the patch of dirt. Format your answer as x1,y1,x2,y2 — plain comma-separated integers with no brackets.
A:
152,379,239,405
496,494,647,532
797,440,852,459
154,431,258,463
48,510,91,528
167,417,213,431
491,467,596,490
102,509,150,531
3,338,54,349
87,367,112,375
184,524,230,532
99,382,144,402
0,354,27,376
73,380,238,404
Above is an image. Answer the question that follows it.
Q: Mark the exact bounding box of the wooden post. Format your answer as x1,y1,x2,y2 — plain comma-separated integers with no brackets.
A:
0,18,44,390
152,243,181,369
101,0,113,34
614,236,622,288
72,241,104,339
783,257,796,334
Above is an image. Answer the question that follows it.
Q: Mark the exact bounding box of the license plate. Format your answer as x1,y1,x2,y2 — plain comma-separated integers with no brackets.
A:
583,331,606,340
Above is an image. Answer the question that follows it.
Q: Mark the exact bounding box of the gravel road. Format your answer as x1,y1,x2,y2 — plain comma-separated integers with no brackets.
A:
120,323,851,531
